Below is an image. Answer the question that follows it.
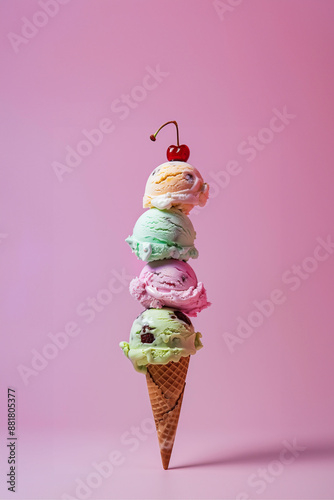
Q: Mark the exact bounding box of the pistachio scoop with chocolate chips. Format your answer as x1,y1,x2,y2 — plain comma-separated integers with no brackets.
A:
119,308,203,373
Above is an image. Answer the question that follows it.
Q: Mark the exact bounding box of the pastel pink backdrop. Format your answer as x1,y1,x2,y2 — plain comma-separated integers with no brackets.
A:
1,1,334,499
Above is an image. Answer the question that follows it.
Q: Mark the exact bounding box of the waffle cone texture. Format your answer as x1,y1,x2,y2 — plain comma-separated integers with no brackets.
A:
146,355,190,469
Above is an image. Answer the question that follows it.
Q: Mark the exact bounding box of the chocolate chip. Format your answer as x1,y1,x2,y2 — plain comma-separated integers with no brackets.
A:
173,310,192,326
142,324,153,333
152,167,160,176
141,332,155,344
185,173,194,183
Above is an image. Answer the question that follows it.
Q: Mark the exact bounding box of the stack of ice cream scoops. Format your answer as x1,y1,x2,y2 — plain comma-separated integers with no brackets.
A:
120,121,210,469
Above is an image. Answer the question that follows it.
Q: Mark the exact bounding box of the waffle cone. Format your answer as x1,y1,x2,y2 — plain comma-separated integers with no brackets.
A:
146,355,190,470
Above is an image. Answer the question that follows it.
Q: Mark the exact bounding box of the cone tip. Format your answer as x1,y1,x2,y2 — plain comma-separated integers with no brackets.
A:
162,457,170,470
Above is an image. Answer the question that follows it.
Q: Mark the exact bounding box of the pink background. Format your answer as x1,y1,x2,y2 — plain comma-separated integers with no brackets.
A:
1,0,334,498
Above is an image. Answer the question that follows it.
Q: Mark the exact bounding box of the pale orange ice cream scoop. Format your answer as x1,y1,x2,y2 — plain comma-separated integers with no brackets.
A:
143,161,209,215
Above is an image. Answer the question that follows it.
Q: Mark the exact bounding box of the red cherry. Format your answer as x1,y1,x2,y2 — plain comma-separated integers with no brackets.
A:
150,121,190,162
167,144,190,162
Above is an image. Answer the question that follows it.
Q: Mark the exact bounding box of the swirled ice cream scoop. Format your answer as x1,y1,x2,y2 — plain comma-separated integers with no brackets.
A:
119,308,203,373
129,259,210,316
125,208,198,262
143,161,209,214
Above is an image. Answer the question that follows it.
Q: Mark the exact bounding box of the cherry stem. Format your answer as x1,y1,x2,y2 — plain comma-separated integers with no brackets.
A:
150,121,180,146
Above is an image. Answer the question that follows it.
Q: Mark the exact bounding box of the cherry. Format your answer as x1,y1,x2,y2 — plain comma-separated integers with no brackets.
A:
167,144,190,162
150,121,190,162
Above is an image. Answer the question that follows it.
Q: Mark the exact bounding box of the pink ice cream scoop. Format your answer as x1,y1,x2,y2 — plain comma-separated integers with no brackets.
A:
129,259,210,317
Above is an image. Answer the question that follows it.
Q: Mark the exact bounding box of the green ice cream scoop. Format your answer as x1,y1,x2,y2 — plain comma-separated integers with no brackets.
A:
119,308,203,373
125,208,198,262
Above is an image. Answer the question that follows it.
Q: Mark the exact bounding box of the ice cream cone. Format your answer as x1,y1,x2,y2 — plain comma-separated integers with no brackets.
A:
146,355,190,469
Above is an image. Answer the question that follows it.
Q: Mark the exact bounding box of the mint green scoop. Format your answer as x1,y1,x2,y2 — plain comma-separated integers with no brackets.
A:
125,208,198,262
